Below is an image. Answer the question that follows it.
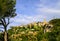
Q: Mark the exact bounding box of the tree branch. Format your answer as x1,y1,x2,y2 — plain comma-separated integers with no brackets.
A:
7,18,10,26
2,17,6,25
0,19,4,26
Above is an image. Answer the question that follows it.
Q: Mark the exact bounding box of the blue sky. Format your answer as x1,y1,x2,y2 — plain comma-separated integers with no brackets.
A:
8,0,60,29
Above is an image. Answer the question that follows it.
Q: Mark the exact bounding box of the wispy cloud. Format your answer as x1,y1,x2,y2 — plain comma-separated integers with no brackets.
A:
10,14,46,26
37,7,60,13
36,0,60,14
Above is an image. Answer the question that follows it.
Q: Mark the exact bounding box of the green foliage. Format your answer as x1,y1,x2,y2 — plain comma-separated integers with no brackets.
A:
0,0,16,17
49,18,60,41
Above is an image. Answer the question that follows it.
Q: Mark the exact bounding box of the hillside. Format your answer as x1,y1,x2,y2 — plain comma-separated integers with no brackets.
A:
8,20,53,41
0,19,60,41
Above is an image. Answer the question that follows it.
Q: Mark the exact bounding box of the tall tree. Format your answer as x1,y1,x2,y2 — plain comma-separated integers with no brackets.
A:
0,0,16,41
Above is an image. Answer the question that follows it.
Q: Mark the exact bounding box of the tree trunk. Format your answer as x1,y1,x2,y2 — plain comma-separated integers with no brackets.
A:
4,26,7,41
4,31,7,41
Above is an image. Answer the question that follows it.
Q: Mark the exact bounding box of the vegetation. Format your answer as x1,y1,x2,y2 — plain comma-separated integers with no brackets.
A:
0,18,60,41
1,18,58,41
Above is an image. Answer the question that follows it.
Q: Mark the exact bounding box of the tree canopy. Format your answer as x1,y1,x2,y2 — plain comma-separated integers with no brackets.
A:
0,0,16,18
49,18,60,26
